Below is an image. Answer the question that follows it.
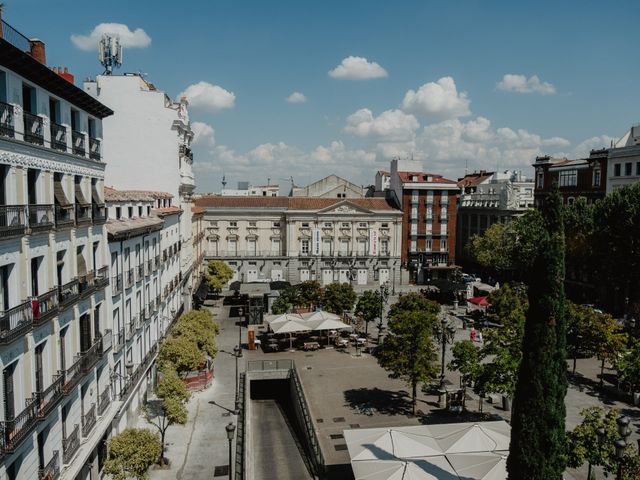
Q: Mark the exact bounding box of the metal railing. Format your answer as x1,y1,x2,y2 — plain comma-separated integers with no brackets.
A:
119,344,158,401
0,300,33,344
23,112,43,145
35,374,63,419
0,205,27,237
0,398,39,453
89,137,100,160
95,266,109,288
58,279,79,310
145,259,152,277
62,424,79,465
111,274,122,295
124,269,134,289
125,320,136,341
54,205,74,227
38,450,60,480
97,388,110,416
81,404,96,437
1,19,31,52
291,366,325,476
247,359,293,372
80,339,101,373
92,204,107,223
99,330,113,355
28,204,54,231
114,327,125,353
154,255,160,270
50,122,67,152
31,287,59,325
72,130,85,156
136,264,144,282
62,355,83,394
77,271,95,297
75,204,92,225
0,101,15,138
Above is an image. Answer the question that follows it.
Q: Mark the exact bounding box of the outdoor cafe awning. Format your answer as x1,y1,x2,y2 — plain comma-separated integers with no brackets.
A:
467,296,490,307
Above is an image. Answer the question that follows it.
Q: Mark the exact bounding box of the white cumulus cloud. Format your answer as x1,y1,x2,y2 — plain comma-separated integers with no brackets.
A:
328,56,388,80
344,108,419,142
286,92,307,103
71,23,151,51
191,122,215,148
179,82,235,113
497,74,556,95
402,77,471,119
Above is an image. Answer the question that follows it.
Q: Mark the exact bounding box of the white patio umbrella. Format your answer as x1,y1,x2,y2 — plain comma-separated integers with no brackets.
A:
430,422,511,454
349,428,443,462
301,310,341,322
351,457,459,480
446,452,507,480
269,317,311,350
306,317,352,346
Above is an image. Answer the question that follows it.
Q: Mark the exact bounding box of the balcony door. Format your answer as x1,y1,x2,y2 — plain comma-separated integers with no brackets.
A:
31,256,41,297
80,313,92,352
35,342,44,393
0,264,11,312
60,327,67,371
3,362,16,420
27,168,39,205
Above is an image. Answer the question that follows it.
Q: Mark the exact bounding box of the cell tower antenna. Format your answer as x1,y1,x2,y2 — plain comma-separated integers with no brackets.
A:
98,35,123,75
222,173,227,189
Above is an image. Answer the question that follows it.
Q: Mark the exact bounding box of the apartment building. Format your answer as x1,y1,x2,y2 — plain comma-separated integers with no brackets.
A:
84,73,196,315
388,159,460,285
195,197,403,288
607,125,640,193
191,207,207,306
456,170,534,266
290,174,366,198
0,19,115,480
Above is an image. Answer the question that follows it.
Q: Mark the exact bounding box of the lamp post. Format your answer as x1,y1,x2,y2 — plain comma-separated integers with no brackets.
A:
377,284,389,345
593,426,606,480
614,415,631,480
436,315,457,389
225,422,235,480
237,308,244,356
233,345,241,415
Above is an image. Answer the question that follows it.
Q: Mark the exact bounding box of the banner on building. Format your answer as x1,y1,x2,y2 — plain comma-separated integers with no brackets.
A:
369,230,378,256
312,228,321,256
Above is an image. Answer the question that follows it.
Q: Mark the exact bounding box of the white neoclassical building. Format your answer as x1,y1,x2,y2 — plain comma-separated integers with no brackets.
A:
195,197,403,288
0,20,115,480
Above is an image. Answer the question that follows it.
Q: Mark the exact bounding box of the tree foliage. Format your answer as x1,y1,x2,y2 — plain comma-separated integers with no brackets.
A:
158,336,204,375
171,309,219,358
617,338,640,394
448,340,481,387
271,281,322,313
104,428,162,480
507,184,567,480
377,298,440,415
322,282,357,314
388,292,439,319
271,295,291,314
355,290,383,334
205,260,234,292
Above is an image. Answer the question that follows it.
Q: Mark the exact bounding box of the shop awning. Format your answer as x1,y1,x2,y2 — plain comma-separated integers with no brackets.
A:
467,296,490,307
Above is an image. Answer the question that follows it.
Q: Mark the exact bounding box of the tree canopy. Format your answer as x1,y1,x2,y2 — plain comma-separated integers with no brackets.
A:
321,282,357,314
205,260,234,292
355,290,383,335
104,428,162,480
170,309,219,358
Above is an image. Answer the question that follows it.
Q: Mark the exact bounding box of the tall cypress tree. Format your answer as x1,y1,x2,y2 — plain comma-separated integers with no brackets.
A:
507,183,568,479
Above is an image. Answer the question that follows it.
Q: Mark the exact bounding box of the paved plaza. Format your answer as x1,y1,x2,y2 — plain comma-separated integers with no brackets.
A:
131,294,639,480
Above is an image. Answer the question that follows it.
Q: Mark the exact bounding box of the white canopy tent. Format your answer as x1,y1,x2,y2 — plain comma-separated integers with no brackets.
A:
266,314,310,350
344,421,511,480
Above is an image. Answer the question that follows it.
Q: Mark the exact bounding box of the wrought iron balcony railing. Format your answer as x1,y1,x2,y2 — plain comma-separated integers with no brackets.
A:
28,204,54,232
72,130,85,156
92,204,107,223
54,205,74,227
95,266,109,289
97,388,110,416
31,287,59,325
62,424,79,465
111,274,122,295
38,450,60,480
23,112,44,145
124,269,134,289
75,204,92,225
81,403,96,437
0,101,15,138
50,122,67,152
0,300,33,344
125,320,136,341
89,137,100,160
0,398,38,453
58,279,79,310
34,374,63,419
99,330,112,355
62,355,83,394
0,205,27,237
114,327,125,353
136,264,144,282
77,272,95,297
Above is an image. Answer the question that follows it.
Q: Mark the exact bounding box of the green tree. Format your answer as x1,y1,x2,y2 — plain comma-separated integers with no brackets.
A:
355,290,383,336
388,292,440,319
322,282,357,314
145,368,190,465
158,336,204,375
205,260,234,293
296,280,322,307
171,309,219,358
618,338,640,395
376,303,440,415
271,295,291,314
507,184,568,480
448,340,481,388
104,428,162,480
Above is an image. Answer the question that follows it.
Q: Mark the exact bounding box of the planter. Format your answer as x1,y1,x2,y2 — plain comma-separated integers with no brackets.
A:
502,395,511,411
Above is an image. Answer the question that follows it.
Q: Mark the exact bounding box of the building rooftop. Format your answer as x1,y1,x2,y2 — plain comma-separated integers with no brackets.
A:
195,196,399,211
152,206,183,215
397,171,458,185
106,216,163,239
104,187,173,202
457,171,495,188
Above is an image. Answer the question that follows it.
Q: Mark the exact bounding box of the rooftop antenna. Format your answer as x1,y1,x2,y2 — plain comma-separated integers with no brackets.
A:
98,35,123,75
221,173,227,189
465,159,468,176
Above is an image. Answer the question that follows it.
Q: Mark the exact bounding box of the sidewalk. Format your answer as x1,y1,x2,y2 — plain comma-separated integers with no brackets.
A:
139,300,244,480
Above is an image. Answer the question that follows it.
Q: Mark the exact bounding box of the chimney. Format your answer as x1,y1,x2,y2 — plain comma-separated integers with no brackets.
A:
29,39,46,65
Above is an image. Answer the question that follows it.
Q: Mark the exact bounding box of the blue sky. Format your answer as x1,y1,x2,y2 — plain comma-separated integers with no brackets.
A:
5,0,638,191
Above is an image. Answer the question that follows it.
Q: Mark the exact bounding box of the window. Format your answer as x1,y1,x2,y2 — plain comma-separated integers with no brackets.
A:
341,222,350,228
229,221,237,227
228,239,237,255
381,222,388,228
271,238,280,253
593,169,601,187
301,222,310,228
323,222,332,228
357,240,367,255
410,240,417,253
559,169,578,187
358,222,368,228
425,239,432,251
247,239,257,255
537,171,544,188
625,162,632,176
147,206,151,215
209,221,218,226
339,239,349,255
637,162,640,176
567,197,575,205
322,239,332,255
301,239,310,254
380,240,389,255
440,240,448,252
248,221,257,227
272,221,280,227
138,206,143,217
128,206,133,218
614,164,621,177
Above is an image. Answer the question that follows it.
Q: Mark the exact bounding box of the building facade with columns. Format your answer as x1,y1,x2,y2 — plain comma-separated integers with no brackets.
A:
195,197,403,289
0,21,115,480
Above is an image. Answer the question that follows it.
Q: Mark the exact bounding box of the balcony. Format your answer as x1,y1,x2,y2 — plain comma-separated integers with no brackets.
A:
81,404,96,437
99,330,113,355
113,328,125,353
0,101,15,138
62,355,83,394
92,204,107,224
135,313,143,330
95,266,109,289
97,388,110,416
80,339,102,373
149,300,156,314
72,130,85,157
54,205,74,228
31,287,59,326
78,272,95,297
62,424,79,465
50,122,67,152
124,269,134,289
0,300,33,344
136,264,144,283
0,205,27,237
111,274,122,295
89,137,101,161
38,450,60,480
35,374,64,419
125,320,136,341
145,259,152,277
23,112,44,145
28,204,54,232
153,255,160,271
58,279,79,310
75,204,92,225
0,398,38,453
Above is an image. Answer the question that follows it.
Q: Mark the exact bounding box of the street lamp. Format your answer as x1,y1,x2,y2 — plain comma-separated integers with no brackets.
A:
377,284,389,345
614,415,631,480
591,426,606,479
436,315,457,389
225,422,236,480
233,345,241,414
237,308,244,356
